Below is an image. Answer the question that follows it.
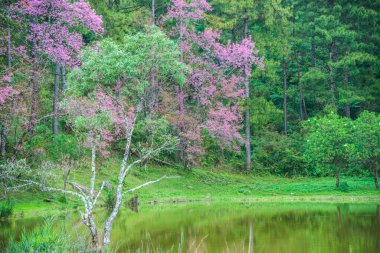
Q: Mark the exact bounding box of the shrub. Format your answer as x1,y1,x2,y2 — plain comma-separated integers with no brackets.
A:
338,182,350,193
7,219,65,252
57,195,67,204
105,189,116,210
0,198,14,218
6,218,92,252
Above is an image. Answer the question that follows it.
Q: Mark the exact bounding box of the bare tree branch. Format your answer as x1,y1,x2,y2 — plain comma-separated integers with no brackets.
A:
7,182,32,190
9,178,86,201
123,175,180,195
93,181,106,207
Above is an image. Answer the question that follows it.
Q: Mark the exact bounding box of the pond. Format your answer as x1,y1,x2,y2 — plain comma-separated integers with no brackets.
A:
1,202,379,252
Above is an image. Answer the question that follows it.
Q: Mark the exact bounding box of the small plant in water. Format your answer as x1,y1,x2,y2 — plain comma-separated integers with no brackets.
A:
0,198,14,218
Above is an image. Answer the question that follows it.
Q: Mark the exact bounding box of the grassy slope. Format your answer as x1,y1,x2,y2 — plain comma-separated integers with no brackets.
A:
8,161,380,217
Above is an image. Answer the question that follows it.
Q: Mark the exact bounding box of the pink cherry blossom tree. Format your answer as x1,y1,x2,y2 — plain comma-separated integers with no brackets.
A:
10,0,103,145
165,0,263,169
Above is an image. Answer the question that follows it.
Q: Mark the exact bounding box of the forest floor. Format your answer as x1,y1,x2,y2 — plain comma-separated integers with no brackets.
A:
7,163,380,217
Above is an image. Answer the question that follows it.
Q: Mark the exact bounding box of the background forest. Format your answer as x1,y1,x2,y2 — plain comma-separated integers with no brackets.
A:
0,0,379,188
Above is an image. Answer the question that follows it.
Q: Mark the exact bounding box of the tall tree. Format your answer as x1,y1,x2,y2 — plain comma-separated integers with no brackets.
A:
11,0,103,144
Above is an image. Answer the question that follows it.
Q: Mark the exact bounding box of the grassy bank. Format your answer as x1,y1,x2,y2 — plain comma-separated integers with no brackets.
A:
5,164,380,217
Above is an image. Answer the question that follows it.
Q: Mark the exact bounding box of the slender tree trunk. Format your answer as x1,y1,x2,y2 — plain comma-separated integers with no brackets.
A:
175,17,187,167
311,37,315,67
150,0,158,117
374,162,379,190
61,65,66,93
151,0,155,25
29,37,40,137
244,10,249,38
53,63,60,141
244,10,252,171
1,19,12,157
7,19,11,74
104,108,139,247
328,41,336,105
294,49,305,120
282,51,288,135
0,126,5,157
232,27,236,43
335,168,340,188
89,221,99,249
344,68,351,118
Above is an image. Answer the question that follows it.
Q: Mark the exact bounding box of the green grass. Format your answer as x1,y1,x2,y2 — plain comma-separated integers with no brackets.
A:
4,161,380,217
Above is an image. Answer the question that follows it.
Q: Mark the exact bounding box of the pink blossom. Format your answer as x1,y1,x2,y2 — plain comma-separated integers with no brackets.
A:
166,0,263,155
12,0,103,66
0,86,19,105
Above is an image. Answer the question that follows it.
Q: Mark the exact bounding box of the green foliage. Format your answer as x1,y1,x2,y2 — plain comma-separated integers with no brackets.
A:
303,113,353,172
105,189,116,210
57,195,67,204
252,131,306,176
0,198,14,218
67,26,186,97
6,219,66,253
351,111,380,164
250,97,283,133
338,181,350,193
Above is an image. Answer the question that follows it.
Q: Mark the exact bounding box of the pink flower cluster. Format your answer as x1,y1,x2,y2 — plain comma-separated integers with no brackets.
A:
65,86,135,155
167,0,263,154
12,0,103,66
167,0,212,21
0,86,19,106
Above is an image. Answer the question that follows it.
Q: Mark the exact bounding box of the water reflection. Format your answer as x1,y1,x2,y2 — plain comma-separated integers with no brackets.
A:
1,202,379,252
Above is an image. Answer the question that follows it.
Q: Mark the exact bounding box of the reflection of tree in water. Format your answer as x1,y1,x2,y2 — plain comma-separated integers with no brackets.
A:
110,203,380,252
2,203,379,253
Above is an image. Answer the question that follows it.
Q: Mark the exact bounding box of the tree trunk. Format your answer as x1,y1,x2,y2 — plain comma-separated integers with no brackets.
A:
103,164,125,246
61,65,67,93
53,63,60,141
244,10,252,171
151,0,155,25
1,16,12,157
232,27,236,43
103,110,138,247
328,41,336,105
175,17,187,167
374,164,379,190
282,51,288,135
335,169,340,188
294,49,305,120
29,37,40,136
344,68,351,118
88,215,99,249
244,10,249,38
0,125,5,157
311,38,315,67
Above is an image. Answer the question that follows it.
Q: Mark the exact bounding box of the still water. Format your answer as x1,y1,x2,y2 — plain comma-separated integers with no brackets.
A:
1,202,379,252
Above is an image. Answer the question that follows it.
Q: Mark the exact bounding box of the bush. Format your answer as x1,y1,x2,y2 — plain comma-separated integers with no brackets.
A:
57,195,67,204
6,218,93,252
338,181,350,193
252,131,306,176
105,189,116,210
0,198,14,218
7,219,65,253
